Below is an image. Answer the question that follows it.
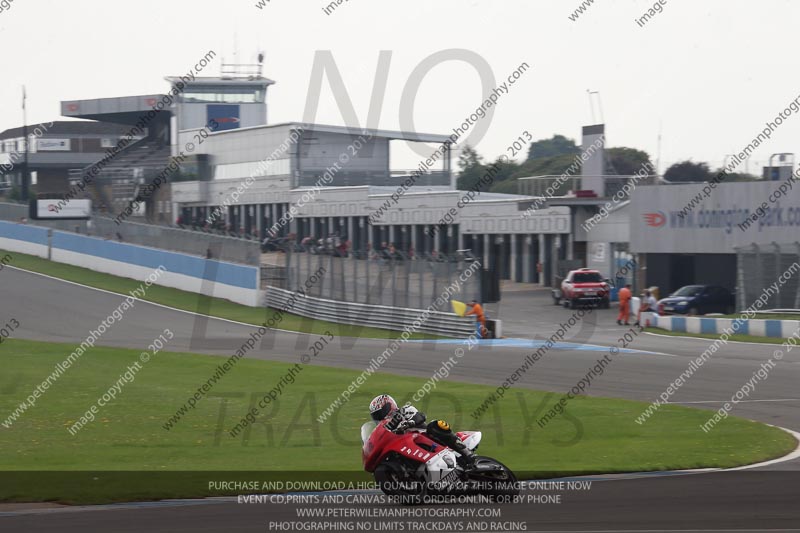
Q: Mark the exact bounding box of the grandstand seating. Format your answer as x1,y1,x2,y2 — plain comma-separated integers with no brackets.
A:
69,139,172,216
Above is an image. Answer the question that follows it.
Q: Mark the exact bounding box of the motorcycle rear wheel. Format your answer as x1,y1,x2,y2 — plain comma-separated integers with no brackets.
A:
465,456,520,497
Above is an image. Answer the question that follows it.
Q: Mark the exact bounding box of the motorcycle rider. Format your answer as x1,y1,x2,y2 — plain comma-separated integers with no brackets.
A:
368,394,476,467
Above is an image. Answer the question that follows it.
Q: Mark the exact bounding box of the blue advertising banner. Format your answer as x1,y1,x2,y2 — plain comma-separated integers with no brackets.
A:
207,104,241,131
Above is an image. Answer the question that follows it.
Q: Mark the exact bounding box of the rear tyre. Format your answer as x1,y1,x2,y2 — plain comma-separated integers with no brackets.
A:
570,299,578,310
689,307,699,316
465,456,520,498
601,298,610,309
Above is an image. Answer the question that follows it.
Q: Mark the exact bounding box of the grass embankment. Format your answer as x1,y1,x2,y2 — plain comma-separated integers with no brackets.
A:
0,248,431,340
0,339,795,504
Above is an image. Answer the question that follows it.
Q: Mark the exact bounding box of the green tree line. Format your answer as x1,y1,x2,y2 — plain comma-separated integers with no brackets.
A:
456,134,759,193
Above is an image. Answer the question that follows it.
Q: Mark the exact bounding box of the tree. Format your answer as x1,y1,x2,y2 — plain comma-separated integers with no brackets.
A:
479,157,520,194
605,147,654,176
664,161,713,183
458,145,483,170
490,153,580,194
7,185,21,201
527,134,579,161
456,145,488,190
489,175,523,194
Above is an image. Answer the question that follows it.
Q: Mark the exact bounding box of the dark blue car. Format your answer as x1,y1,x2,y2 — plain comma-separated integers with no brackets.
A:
658,285,735,316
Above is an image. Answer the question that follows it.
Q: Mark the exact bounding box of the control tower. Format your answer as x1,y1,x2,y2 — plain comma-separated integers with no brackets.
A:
59,59,275,221
166,62,275,135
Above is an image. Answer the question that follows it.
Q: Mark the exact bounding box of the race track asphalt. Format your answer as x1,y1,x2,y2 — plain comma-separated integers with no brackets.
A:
1,266,799,532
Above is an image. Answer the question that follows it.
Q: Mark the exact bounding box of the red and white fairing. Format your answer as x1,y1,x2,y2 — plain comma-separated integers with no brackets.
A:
361,421,482,486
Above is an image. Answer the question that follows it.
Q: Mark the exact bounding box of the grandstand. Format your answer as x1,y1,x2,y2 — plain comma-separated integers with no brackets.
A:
67,138,172,218
59,64,274,223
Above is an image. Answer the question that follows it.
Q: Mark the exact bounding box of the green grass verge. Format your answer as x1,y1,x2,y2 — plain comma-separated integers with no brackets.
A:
645,327,794,345
718,313,800,321
0,248,433,340
0,339,795,504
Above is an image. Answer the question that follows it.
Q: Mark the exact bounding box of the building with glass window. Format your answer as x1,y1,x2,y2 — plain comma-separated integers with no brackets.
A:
0,121,133,194
0,65,625,288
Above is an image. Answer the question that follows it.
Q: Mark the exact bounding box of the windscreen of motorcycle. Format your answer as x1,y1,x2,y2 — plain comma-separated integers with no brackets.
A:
360,421,378,444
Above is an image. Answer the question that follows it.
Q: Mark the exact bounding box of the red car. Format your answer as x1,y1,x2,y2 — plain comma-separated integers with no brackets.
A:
554,268,611,309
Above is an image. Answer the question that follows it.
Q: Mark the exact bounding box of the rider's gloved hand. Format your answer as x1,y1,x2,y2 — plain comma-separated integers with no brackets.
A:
386,404,426,433
400,404,418,420
400,404,426,427
394,419,412,433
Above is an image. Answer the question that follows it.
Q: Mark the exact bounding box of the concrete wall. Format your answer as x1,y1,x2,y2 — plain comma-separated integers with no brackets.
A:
648,311,800,339
0,222,49,258
176,123,298,165
631,181,800,254
580,124,605,195
459,202,570,235
0,220,260,306
300,131,389,175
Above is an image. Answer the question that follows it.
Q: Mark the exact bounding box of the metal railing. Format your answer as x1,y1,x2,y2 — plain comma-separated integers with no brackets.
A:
517,174,657,198
280,246,482,311
296,170,450,188
736,242,800,311
0,201,260,265
0,201,27,221
68,168,157,183
517,175,580,197
265,287,476,338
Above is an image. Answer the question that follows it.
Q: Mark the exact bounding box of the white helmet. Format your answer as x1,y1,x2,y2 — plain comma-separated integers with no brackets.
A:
369,394,398,421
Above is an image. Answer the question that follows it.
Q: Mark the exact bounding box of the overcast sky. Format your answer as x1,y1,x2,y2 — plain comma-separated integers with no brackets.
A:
1,0,798,174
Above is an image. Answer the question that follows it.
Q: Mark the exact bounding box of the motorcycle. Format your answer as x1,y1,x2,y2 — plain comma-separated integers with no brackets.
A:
361,419,519,504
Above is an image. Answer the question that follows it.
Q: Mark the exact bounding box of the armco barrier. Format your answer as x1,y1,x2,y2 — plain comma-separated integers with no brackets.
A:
644,312,800,339
0,220,260,307
266,286,477,338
